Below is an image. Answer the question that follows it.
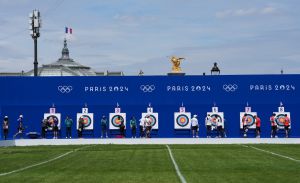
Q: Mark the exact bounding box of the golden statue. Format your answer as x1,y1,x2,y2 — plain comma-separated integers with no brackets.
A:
170,56,185,73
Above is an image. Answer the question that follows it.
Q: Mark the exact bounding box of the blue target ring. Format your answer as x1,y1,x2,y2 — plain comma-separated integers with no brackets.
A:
244,114,255,127
46,115,59,130
149,114,157,127
111,115,124,127
275,114,286,127
210,114,223,127
81,115,92,128
176,114,189,127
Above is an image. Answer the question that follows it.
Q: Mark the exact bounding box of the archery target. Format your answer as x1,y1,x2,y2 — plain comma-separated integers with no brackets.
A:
44,113,61,130
207,112,224,130
76,113,94,130
174,112,191,129
109,113,126,130
274,112,291,129
142,113,159,129
239,112,257,129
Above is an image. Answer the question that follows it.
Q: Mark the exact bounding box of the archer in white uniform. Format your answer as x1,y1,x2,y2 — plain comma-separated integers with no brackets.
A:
205,114,212,138
191,115,199,138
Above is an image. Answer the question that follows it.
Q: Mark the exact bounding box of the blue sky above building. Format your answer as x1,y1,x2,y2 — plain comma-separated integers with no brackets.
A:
0,0,299,75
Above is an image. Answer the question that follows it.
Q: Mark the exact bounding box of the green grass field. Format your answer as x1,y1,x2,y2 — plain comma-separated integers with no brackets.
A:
1,144,300,183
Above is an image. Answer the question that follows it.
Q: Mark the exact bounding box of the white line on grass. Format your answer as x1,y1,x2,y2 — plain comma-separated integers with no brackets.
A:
242,145,300,163
0,145,94,176
166,145,187,183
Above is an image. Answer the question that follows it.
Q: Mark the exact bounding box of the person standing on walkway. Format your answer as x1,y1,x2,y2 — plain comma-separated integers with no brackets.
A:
205,114,212,138
41,118,48,138
139,117,145,138
119,116,125,138
270,113,277,138
2,116,9,140
65,116,73,138
130,116,137,138
14,115,25,139
242,113,248,138
284,114,290,138
191,115,199,138
216,118,224,138
101,115,108,138
144,115,152,138
78,117,84,138
254,115,261,138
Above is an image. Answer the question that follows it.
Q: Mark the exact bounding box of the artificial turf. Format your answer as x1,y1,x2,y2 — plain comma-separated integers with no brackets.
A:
0,144,300,183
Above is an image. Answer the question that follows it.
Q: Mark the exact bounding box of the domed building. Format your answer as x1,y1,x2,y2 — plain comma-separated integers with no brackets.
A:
0,39,123,76
27,39,99,76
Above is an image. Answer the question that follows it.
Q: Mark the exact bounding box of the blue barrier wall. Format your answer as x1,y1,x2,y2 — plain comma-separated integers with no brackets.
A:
0,75,299,139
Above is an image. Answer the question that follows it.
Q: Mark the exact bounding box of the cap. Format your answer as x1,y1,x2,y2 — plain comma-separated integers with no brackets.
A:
19,115,23,118
193,114,197,118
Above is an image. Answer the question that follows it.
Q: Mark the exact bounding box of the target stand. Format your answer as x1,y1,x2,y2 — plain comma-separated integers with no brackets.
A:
76,108,94,138
109,107,126,137
273,105,291,137
174,106,192,136
44,107,61,138
207,107,225,138
142,106,159,137
240,106,257,138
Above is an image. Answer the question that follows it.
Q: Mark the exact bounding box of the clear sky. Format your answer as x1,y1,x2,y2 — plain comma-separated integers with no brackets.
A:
0,0,299,75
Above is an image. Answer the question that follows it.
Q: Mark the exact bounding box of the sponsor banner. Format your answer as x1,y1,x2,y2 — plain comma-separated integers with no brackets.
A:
0,75,299,138
239,112,257,129
76,113,94,130
174,112,191,129
44,113,61,130
109,113,126,130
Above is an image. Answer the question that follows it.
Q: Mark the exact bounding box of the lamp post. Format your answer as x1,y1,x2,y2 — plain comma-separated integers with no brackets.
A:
138,69,144,76
29,10,41,76
211,62,220,75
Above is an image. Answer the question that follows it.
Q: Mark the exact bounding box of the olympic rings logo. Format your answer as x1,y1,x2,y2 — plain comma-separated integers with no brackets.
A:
140,85,155,92
58,86,73,93
223,84,238,92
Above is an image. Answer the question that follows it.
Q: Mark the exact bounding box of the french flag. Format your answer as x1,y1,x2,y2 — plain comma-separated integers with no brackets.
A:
65,27,72,34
